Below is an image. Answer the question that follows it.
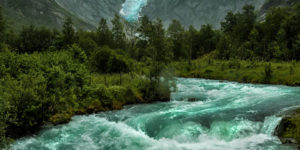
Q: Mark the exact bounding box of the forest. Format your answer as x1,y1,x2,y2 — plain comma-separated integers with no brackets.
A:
0,3,300,148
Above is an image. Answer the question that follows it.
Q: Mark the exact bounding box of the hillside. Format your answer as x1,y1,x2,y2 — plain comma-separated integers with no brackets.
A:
260,0,300,17
0,0,94,30
142,0,265,28
54,0,124,27
1,0,299,30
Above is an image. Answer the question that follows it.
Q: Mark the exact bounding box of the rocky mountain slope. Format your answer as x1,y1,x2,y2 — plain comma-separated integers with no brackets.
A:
142,0,265,28
0,0,94,30
54,0,265,28
1,0,299,30
259,0,300,17
54,0,124,27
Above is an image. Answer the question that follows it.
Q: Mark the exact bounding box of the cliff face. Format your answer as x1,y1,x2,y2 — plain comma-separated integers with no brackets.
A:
0,0,94,30
259,0,300,18
1,0,290,30
142,0,265,28
54,0,265,28
54,0,124,26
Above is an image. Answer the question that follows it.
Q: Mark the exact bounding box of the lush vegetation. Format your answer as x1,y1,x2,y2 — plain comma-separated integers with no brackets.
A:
0,2,300,148
172,52,300,85
0,7,174,148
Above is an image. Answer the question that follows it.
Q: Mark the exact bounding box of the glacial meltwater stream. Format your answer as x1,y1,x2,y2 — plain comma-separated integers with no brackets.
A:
12,78,300,150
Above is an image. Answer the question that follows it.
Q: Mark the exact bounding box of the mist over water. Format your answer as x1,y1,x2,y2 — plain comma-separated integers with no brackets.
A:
120,0,148,22
12,78,300,150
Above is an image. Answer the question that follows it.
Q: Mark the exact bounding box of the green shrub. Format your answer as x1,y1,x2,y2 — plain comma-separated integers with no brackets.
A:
264,63,272,83
49,113,72,126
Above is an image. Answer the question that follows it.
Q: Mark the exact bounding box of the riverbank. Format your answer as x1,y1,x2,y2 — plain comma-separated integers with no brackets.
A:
11,77,300,150
171,53,300,86
171,54,300,147
49,73,171,125
0,50,172,148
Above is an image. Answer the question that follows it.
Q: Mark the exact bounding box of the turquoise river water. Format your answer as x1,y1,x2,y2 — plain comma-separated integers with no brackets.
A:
12,78,300,150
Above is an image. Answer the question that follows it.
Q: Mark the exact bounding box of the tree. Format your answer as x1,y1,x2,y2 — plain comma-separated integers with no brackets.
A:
111,14,126,50
136,15,153,60
91,46,113,73
198,24,217,56
0,6,5,43
137,15,152,41
217,34,231,60
16,25,55,53
186,25,197,63
221,5,256,43
148,19,173,80
96,18,112,47
77,31,98,56
282,3,300,60
62,17,75,47
167,20,186,59
107,54,130,85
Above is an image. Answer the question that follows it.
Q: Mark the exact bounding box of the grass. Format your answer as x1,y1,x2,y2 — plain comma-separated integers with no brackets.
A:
172,52,300,86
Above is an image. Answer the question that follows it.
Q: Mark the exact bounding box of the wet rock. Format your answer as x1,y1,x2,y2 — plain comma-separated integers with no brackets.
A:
188,98,197,102
280,138,299,144
275,109,300,147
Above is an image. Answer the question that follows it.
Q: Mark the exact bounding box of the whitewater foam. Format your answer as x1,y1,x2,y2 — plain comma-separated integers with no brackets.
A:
12,78,300,150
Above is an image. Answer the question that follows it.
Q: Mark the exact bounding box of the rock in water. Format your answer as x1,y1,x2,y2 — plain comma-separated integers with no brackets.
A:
275,109,300,147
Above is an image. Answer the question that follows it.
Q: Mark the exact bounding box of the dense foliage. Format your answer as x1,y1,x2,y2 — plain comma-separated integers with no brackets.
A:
0,2,300,148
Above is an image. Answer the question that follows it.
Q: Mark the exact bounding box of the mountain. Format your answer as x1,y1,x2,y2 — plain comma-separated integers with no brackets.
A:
0,0,94,30
141,0,265,28
2,0,298,30
54,0,124,27
55,0,265,28
259,0,300,17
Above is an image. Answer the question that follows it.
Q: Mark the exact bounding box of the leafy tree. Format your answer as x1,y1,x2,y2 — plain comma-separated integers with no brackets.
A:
111,14,126,50
16,25,55,53
68,44,87,63
136,15,153,60
137,15,153,41
217,34,231,60
0,6,5,44
167,20,185,59
186,25,197,63
96,18,112,47
264,63,272,83
77,31,98,56
107,54,130,85
91,46,113,73
197,24,217,56
62,17,75,47
148,19,173,80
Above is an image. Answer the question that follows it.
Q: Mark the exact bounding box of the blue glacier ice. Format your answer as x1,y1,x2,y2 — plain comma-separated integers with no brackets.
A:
120,0,148,22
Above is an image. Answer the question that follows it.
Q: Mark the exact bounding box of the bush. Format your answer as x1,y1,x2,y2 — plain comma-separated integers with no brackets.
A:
0,50,90,139
49,113,72,125
264,63,272,83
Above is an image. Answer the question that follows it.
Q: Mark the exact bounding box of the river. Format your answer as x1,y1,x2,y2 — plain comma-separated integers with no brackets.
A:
12,78,300,150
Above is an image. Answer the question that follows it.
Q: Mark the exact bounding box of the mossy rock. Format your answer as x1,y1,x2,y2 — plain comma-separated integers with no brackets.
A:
276,109,300,146
49,113,72,125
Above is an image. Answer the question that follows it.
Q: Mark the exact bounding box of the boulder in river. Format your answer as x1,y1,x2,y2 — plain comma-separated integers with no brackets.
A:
275,109,300,147
188,98,197,102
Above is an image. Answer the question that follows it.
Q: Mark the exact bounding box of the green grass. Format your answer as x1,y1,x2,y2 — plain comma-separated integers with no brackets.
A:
172,53,300,86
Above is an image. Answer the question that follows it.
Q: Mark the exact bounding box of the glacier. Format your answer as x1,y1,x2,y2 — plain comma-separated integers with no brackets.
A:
120,0,148,22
